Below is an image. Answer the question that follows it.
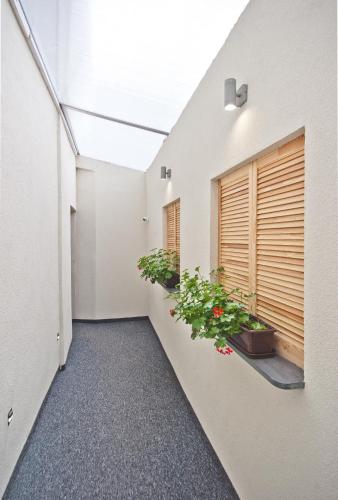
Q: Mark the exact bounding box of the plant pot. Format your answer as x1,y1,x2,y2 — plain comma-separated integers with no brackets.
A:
229,315,276,358
161,272,180,289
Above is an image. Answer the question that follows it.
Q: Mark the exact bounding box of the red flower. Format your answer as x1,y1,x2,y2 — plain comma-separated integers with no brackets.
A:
212,306,224,318
169,309,176,317
216,346,233,356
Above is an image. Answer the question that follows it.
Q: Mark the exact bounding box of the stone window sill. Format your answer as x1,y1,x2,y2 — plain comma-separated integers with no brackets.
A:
228,339,305,390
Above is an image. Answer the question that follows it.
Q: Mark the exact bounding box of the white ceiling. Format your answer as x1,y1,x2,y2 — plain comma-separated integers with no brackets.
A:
21,0,249,170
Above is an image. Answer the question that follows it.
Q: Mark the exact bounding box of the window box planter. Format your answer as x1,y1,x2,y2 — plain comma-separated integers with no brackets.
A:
229,316,276,358
160,272,180,290
138,249,180,290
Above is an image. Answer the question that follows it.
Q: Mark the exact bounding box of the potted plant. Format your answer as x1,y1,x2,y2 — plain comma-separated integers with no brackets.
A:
168,267,249,352
137,248,180,289
168,267,276,358
229,315,276,358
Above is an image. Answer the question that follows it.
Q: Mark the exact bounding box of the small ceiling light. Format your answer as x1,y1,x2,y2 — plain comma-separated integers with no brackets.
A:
224,78,248,110
160,166,171,180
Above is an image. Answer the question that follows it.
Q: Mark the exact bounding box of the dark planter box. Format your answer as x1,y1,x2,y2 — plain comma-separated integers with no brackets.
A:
230,316,276,358
160,272,180,290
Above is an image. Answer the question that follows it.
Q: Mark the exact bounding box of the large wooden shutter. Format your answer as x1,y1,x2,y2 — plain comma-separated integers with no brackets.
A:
218,136,304,367
166,199,180,268
256,136,304,366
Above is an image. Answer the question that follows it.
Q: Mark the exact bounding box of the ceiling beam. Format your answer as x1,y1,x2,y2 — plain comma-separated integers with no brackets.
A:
61,104,170,137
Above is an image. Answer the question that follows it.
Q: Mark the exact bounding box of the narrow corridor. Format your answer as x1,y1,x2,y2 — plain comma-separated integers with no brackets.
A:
5,320,237,499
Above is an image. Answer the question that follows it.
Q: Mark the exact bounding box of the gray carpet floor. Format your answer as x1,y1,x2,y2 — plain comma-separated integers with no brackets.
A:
5,319,238,500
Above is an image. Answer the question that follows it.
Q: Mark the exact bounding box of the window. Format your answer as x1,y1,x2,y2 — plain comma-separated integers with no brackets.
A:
166,199,180,269
218,136,304,367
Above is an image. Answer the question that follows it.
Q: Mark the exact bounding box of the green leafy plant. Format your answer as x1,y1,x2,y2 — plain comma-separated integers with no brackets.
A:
168,267,250,348
137,248,179,285
246,320,266,330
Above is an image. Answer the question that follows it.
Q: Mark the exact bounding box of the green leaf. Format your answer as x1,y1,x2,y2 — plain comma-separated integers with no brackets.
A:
192,318,204,330
215,337,226,348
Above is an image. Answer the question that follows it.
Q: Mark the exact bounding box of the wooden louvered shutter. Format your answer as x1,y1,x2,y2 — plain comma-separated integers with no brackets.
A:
218,135,304,367
175,201,180,259
256,136,304,366
166,202,176,252
166,200,180,269
218,165,253,298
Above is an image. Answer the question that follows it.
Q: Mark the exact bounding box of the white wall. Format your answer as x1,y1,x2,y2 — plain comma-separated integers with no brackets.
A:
73,166,96,318
146,1,338,499
73,156,148,319
0,0,76,494
59,119,77,365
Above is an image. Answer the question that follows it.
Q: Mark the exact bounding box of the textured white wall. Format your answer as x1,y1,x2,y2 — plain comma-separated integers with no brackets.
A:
0,1,76,494
72,166,96,318
146,1,338,499
59,119,76,365
73,157,148,319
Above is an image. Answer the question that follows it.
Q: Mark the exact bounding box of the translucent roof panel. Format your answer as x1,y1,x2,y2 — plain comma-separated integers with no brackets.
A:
20,0,249,169
67,109,166,171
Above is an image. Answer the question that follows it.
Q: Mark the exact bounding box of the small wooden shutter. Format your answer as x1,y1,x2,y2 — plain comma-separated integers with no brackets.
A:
175,201,180,258
256,136,304,365
218,166,251,297
166,202,176,252
218,135,304,367
166,199,180,268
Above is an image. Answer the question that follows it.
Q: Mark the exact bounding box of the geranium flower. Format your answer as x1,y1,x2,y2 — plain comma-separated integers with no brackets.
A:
212,306,224,318
216,346,233,356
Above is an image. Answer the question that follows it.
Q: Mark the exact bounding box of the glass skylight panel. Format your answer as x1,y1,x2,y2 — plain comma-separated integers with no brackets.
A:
20,0,249,169
67,109,166,171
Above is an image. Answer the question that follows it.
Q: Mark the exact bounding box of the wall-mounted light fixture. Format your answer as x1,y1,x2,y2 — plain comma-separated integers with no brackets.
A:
160,166,171,180
224,78,248,110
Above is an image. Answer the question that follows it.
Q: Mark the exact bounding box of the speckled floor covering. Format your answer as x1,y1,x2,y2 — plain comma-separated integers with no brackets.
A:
5,319,238,500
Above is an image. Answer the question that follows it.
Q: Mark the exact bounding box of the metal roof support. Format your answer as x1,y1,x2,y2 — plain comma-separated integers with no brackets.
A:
61,104,170,137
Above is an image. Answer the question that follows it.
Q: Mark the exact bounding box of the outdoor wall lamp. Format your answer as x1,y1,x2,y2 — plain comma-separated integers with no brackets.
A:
160,166,171,180
224,78,248,110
